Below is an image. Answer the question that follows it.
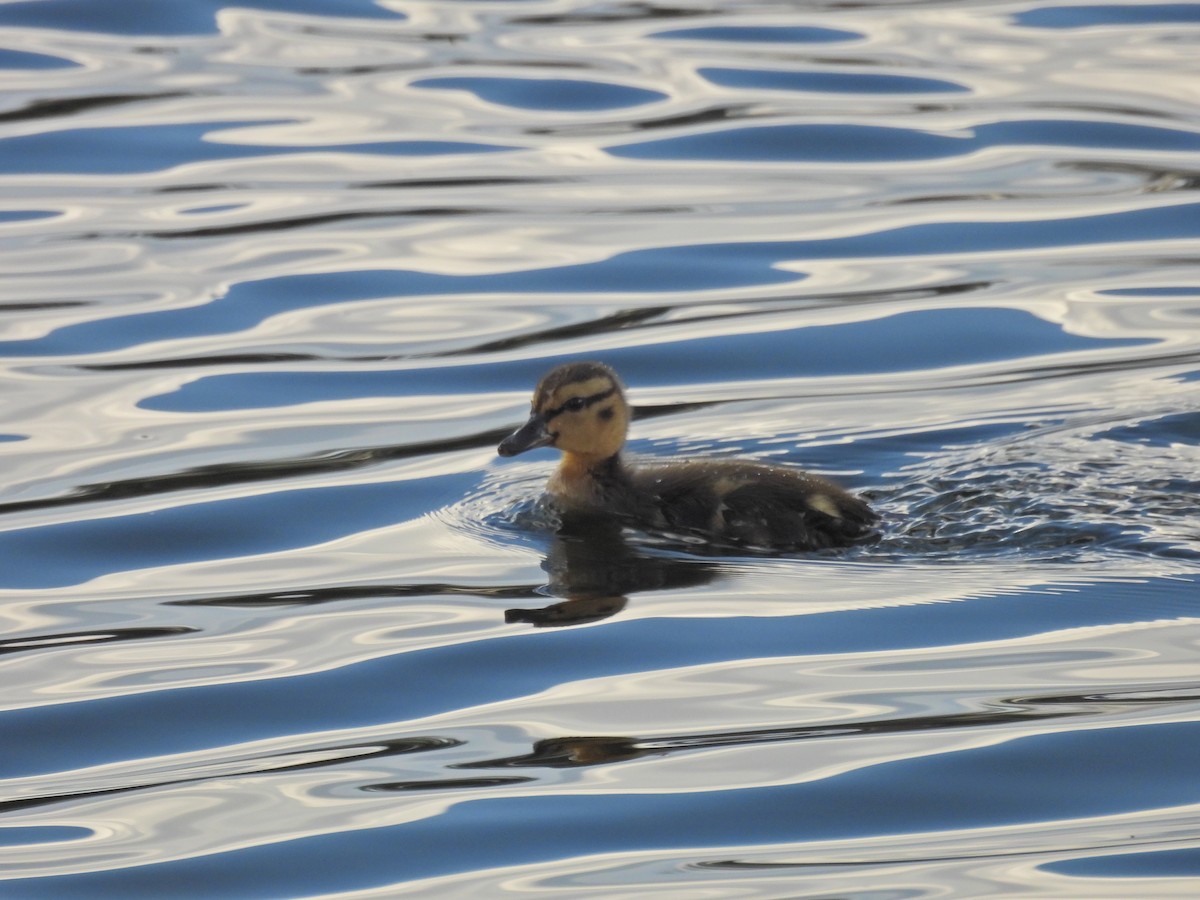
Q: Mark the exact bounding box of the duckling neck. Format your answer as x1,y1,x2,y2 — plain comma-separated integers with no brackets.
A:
549,451,629,507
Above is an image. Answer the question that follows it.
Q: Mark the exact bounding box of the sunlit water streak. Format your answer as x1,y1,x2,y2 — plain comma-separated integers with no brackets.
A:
1,0,1199,897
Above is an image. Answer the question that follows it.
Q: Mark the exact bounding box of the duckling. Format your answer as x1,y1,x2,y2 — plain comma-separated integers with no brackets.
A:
498,361,877,551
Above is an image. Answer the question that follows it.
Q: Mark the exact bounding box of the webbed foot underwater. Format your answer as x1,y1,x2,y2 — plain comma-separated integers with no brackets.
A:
498,361,878,551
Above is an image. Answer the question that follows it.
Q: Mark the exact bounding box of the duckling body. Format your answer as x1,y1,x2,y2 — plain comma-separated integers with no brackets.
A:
498,361,877,551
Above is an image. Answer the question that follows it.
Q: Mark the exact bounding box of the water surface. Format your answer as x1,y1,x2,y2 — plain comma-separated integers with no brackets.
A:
1,0,1199,897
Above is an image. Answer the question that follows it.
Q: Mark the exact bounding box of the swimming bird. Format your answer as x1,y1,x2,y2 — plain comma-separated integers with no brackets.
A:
497,361,877,551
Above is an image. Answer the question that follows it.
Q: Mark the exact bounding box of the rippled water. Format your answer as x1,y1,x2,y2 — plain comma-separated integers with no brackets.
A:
1,0,1199,896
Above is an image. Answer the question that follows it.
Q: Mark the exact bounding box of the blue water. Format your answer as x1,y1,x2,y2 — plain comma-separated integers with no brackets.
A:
1,1,1199,897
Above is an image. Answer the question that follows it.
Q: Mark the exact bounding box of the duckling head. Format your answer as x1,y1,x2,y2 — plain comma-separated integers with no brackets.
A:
498,361,629,462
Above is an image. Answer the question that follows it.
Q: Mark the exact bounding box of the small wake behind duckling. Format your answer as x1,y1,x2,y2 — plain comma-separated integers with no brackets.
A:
871,408,1200,568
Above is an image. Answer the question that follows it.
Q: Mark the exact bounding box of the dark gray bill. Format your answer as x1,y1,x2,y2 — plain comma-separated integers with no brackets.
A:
497,413,553,457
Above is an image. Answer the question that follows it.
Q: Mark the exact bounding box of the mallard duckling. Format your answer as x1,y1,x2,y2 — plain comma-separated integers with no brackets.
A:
498,361,877,551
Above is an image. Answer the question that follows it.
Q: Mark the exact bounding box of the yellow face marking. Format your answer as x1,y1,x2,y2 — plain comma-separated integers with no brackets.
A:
808,493,841,518
711,476,739,496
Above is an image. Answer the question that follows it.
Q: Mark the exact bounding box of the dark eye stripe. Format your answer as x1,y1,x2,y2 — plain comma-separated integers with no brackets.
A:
544,386,616,421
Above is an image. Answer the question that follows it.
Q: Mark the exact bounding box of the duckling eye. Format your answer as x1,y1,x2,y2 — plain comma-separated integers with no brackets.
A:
564,397,587,413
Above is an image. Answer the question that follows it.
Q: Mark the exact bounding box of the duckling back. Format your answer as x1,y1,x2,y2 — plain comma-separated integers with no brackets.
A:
631,458,877,551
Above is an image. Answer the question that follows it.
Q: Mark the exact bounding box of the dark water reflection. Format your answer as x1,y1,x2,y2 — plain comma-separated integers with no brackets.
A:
504,511,718,626
1,0,1200,896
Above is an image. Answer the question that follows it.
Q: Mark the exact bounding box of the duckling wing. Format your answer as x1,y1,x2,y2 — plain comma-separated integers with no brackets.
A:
717,479,877,550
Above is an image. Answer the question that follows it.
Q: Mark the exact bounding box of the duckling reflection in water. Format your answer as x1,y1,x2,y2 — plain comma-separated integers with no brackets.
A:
503,512,716,627
498,361,877,552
